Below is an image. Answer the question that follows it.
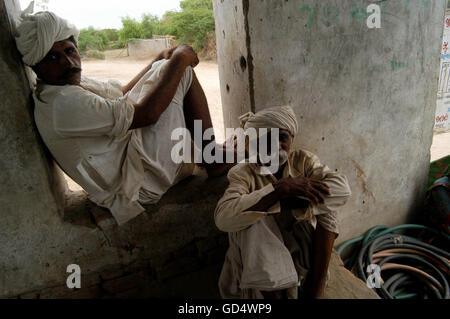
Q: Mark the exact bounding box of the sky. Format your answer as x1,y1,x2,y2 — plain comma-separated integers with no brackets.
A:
18,0,182,30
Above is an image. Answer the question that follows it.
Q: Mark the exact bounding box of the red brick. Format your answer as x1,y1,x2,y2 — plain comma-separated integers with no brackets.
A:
100,267,124,281
156,256,202,281
66,285,102,299
18,291,39,299
113,288,142,299
101,272,146,294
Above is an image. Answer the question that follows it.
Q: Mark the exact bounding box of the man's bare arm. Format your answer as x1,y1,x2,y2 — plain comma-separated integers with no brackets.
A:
121,47,178,95
245,183,285,212
245,176,330,212
128,45,199,130
304,224,336,298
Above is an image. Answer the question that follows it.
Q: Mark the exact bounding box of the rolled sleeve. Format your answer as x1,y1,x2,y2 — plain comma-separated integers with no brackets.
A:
53,86,134,138
316,210,339,235
214,167,280,233
304,153,351,213
294,152,351,235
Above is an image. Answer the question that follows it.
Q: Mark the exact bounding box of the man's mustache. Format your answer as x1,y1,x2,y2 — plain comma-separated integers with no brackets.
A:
59,67,82,79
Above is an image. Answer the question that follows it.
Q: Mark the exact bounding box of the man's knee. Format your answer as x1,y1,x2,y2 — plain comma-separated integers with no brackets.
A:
181,65,193,96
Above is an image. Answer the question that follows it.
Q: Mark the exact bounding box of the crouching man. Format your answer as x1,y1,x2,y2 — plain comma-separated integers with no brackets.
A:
214,106,351,299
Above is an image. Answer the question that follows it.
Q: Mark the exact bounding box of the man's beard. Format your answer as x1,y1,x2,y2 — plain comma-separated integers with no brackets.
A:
278,149,289,166
258,149,289,168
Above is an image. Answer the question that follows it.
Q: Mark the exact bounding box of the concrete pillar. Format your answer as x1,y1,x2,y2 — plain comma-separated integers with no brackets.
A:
213,0,447,243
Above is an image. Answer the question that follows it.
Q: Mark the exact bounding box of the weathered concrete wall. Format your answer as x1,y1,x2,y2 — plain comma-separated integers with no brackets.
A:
213,0,447,244
1,0,382,298
0,0,228,298
128,38,170,58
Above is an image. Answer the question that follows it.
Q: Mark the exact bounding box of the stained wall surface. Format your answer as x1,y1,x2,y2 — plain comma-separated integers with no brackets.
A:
128,38,171,58
1,0,444,298
0,0,227,298
213,0,447,243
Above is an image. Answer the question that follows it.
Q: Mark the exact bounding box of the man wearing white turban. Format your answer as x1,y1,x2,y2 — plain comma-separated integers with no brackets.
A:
14,9,230,225
215,105,352,299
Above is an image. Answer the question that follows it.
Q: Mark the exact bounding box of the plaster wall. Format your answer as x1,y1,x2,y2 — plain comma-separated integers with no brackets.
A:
0,0,225,297
213,0,447,243
127,38,171,58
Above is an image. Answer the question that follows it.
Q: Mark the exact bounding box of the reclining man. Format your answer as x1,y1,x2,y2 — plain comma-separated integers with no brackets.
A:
15,10,230,225
214,106,352,299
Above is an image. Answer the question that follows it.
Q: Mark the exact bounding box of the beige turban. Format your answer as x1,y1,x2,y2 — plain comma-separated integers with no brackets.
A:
15,5,79,66
239,105,299,136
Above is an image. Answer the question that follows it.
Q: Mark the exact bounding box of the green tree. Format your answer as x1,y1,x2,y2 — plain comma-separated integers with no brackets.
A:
78,26,109,53
119,16,143,45
101,28,119,42
116,0,215,51
162,0,215,51
180,0,213,10
140,14,160,38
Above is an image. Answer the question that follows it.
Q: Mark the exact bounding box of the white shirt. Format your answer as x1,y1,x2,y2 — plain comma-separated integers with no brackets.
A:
33,60,193,225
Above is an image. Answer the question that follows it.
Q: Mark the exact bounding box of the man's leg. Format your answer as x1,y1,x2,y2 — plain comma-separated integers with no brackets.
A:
234,216,299,298
182,70,235,176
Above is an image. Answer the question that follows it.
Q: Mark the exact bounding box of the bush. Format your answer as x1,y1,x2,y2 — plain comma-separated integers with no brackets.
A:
78,0,216,55
119,17,143,46
108,41,126,50
116,0,215,51
162,0,215,51
84,49,105,60
78,27,115,54
102,29,119,42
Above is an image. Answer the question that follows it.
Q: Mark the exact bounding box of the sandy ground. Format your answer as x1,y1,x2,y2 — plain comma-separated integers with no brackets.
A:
430,131,450,162
65,50,450,190
82,51,225,142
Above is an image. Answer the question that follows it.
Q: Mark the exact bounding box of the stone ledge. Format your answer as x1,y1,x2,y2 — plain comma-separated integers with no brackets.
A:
61,172,230,231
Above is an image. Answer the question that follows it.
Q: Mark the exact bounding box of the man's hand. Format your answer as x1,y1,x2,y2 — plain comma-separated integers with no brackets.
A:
155,46,178,61
171,44,199,68
274,176,330,206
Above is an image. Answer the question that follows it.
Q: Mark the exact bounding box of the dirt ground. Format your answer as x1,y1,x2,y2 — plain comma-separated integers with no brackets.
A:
82,50,225,142
65,50,449,190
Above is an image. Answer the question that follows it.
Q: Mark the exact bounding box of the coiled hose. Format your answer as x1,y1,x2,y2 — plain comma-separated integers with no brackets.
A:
337,224,450,299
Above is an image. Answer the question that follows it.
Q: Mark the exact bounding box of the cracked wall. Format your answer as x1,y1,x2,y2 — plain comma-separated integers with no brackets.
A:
213,0,447,243
0,0,228,298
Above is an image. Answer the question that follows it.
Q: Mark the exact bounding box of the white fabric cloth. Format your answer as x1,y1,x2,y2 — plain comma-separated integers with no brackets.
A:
239,105,299,137
34,59,194,225
15,8,79,66
219,217,315,299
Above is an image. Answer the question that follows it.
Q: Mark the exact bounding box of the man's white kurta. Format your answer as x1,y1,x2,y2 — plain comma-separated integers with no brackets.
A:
33,59,194,225
214,149,352,298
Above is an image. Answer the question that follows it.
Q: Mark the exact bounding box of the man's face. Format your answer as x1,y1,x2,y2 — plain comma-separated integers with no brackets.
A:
278,129,294,154
33,38,82,86
256,128,294,168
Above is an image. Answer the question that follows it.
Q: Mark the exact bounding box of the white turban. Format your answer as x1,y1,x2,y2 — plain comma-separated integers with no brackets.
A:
15,5,79,66
239,105,299,136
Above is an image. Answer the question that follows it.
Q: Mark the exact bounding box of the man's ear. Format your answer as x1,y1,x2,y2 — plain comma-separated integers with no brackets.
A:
31,64,42,79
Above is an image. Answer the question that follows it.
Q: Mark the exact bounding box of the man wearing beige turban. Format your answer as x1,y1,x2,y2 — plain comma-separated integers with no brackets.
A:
14,7,229,225
215,105,352,299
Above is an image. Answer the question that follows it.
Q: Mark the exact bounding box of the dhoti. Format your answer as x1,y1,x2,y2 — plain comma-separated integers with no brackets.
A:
218,210,321,299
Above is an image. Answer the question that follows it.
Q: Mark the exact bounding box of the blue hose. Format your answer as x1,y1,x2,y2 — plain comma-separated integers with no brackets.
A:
337,224,450,299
